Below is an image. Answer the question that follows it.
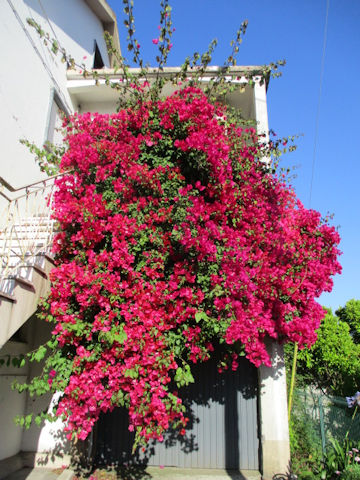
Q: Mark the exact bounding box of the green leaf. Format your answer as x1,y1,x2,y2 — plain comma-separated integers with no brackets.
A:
174,364,194,387
35,415,42,426
114,330,127,344
24,414,33,429
195,311,208,323
124,369,138,379
33,345,47,362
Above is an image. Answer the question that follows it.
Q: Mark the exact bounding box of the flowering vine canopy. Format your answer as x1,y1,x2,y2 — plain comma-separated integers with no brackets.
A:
24,84,339,446
18,0,341,448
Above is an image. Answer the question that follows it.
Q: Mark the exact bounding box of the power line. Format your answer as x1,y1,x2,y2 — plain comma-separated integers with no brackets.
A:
37,0,60,44
309,0,330,208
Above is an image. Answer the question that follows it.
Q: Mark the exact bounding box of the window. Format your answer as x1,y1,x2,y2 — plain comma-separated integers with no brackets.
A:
93,40,104,69
45,89,68,146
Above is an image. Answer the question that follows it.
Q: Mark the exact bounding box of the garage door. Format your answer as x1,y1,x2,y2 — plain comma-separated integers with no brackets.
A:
95,355,259,470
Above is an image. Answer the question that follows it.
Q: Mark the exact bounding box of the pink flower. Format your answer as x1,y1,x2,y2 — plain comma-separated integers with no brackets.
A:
45,85,341,446
152,38,159,45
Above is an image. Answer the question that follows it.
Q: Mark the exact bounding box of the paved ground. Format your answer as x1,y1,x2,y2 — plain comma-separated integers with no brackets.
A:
2,469,74,480
145,467,261,479
3,469,60,480
2,467,261,480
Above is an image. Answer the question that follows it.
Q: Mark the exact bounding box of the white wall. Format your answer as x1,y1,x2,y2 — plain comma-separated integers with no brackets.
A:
0,0,110,189
0,0,112,462
20,317,70,460
0,341,29,461
27,0,110,71
0,317,71,466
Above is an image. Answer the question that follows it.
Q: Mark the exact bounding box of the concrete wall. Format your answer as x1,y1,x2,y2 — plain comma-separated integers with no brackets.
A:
0,341,29,461
0,318,72,469
20,316,71,465
0,0,110,189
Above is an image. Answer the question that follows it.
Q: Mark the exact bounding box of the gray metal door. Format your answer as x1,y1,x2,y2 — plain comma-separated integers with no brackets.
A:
95,355,259,470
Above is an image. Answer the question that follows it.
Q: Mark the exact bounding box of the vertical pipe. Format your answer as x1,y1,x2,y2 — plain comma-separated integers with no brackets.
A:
288,342,298,421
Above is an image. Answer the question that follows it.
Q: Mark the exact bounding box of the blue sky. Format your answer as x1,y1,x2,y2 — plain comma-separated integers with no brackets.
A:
108,0,360,311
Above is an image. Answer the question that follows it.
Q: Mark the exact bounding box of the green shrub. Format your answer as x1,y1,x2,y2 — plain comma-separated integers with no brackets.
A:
298,471,317,480
320,439,360,480
289,393,323,476
342,464,360,480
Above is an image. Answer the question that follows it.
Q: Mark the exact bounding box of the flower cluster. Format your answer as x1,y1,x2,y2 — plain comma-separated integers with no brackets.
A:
44,86,341,443
346,392,360,408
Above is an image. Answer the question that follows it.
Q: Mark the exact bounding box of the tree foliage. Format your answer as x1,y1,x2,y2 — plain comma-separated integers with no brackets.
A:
286,300,360,397
336,299,360,345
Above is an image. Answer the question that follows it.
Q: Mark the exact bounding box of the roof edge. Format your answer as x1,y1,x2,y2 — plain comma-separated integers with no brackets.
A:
85,0,116,23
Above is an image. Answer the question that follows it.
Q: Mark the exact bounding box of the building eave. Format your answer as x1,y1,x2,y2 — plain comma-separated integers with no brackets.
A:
67,66,269,122
84,0,121,66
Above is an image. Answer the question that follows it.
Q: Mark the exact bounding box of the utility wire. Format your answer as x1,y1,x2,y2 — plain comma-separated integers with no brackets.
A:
309,0,330,208
37,0,60,44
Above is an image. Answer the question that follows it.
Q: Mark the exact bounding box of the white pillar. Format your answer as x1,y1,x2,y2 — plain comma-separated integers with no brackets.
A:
258,341,290,479
254,77,270,142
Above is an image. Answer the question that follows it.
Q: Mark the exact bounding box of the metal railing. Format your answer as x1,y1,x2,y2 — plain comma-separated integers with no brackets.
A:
0,174,63,283
293,388,360,456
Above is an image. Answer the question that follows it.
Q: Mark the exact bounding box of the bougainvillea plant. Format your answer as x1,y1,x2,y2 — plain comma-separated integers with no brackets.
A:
17,0,341,449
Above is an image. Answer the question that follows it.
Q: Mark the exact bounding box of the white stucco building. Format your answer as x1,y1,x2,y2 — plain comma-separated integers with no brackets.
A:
0,1,290,478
